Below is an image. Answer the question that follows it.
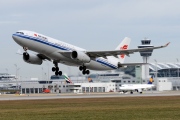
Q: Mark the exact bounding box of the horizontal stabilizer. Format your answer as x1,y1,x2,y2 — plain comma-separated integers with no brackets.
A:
118,62,147,68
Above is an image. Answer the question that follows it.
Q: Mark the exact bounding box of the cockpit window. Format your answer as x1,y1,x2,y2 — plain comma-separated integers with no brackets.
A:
16,32,24,35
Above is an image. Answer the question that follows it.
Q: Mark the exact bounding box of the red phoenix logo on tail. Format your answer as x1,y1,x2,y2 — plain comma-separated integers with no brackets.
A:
120,45,128,59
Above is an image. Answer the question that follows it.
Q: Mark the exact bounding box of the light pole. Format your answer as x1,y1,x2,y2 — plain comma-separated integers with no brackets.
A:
176,58,179,89
154,59,158,91
17,68,20,79
46,62,49,83
14,64,18,89
44,73,47,83
14,64,17,79
177,58,179,80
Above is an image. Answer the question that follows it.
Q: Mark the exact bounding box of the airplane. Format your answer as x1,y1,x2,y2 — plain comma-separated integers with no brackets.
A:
119,76,155,94
12,30,170,76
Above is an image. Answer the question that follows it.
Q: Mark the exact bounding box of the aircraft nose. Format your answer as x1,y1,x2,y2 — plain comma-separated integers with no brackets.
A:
12,33,21,43
12,34,17,40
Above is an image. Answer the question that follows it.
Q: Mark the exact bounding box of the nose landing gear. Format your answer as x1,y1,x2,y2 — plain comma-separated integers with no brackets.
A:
23,47,28,51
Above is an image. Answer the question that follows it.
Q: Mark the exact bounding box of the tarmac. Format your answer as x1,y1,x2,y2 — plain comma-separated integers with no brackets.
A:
0,91,180,101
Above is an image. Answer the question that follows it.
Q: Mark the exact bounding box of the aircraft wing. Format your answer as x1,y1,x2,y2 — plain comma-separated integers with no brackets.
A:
59,42,169,59
86,42,170,58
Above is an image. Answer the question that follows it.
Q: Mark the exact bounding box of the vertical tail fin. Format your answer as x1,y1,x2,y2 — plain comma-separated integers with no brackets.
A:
88,77,93,83
63,73,72,83
148,75,154,84
115,37,131,63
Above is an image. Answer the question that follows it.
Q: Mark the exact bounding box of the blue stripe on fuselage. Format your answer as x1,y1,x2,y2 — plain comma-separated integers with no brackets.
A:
13,33,71,51
96,59,117,69
13,33,117,69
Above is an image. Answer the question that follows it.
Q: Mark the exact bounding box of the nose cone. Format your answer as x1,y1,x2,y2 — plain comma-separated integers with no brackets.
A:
12,33,22,45
12,33,18,42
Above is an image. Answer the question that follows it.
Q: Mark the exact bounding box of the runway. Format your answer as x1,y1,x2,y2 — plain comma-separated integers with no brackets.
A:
0,91,180,101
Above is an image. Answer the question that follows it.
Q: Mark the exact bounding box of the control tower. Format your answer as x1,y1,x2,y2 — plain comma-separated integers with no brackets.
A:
138,38,154,82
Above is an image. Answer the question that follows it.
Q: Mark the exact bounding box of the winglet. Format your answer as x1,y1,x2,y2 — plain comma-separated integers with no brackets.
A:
165,42,170,47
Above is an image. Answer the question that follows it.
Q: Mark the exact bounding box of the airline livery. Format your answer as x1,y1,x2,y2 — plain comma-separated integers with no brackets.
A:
119,76,155,94
63,73,72,83
12,30,169,76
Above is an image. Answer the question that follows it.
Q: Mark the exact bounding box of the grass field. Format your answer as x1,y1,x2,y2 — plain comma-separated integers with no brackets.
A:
0,96,180,120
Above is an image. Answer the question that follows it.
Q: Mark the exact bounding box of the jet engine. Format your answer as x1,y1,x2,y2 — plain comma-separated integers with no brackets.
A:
23,52,42,65
136,88,143,94
118,62,127,68
71,51,91,63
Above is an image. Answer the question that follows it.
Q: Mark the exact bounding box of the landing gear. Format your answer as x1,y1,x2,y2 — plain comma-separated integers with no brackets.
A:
52,61,62,76
79,65,90,75
23,47,28,51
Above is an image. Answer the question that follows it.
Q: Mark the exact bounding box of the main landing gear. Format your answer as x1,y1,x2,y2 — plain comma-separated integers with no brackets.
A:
52,61,62,76
52,62,90,76
79,65,90,75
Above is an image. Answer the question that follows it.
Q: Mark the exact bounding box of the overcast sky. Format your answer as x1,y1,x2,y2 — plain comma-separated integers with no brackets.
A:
0,0,180,79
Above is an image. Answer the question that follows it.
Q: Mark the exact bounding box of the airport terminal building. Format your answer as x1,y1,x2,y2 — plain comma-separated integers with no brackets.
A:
124,63,180,78
122,63,180,90
20,82,118,94
19,62,180,94
1,62,180,94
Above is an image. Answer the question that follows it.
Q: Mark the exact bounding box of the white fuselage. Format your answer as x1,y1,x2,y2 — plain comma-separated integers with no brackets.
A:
12,30,119,70
119,84,155,91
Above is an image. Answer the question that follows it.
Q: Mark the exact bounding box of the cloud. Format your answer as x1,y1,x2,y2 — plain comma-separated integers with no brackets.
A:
22,0,179,27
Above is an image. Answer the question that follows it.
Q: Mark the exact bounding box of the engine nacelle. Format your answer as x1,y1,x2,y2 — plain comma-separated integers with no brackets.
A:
123,66,127,68
118,62,127,68
23,52,42,65
71,51,91,63
136,88,142,93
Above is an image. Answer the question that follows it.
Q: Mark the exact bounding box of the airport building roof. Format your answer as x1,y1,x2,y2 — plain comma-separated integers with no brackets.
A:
149,63,180,71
